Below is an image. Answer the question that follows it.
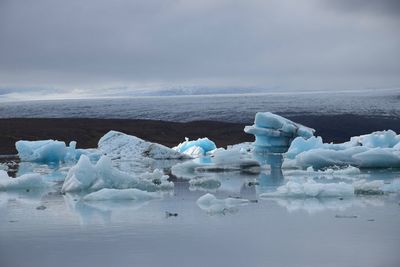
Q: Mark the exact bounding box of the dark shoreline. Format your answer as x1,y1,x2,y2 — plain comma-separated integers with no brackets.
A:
1,114,400,155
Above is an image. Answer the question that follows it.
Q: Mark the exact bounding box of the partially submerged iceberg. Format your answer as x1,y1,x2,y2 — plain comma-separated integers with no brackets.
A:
245,112,314,154
287,130,400,169
16,140,99,163
98,131,190,174
0,170,48,191
99,131,188,160
171,148,260,179
61,155,173,193
245,112,314,168
173,137,217,157
196,193,249,214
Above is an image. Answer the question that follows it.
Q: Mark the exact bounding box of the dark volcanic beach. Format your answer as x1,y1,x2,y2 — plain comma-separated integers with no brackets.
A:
1,114,399,155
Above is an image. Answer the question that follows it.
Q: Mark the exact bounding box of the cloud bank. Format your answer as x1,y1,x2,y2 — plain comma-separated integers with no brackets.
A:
0,0,399,99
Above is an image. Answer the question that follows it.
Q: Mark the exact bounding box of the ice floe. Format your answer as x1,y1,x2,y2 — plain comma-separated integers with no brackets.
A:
173,137,216,157
196,193,249,214
245,112,314,155
0,170,48,191
61,155,173,193
286,130,400,169
16,139,100,163
98,130,189,174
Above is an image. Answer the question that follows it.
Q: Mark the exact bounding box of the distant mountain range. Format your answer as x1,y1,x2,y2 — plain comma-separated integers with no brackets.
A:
136,86,278,96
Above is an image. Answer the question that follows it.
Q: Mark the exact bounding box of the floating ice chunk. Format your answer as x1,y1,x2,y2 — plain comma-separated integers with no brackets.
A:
352,148,400,168
383,179,400,193
286,136,324,159
283,166,361,178
189,177,221,191
357,130,400,148
83,188,161,201
16,139,100,163
353,179,385,195
286,136,360,160
171,148,260,179
211,148,260,171
196,193,249,214
394,142,400,150
98,131,189,174
245,112,315,154
99,131,188,160
295,147,368,169
287,130,400,169
173,137,216,157
61,155,172,192
260,179,354,198
0,170,47,191
16,140,67,163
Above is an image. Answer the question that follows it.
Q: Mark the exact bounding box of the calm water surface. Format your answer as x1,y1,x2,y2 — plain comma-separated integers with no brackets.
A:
1,167,400,267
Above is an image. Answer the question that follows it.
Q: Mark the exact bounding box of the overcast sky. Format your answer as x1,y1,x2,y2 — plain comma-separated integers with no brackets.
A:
0,0,399,99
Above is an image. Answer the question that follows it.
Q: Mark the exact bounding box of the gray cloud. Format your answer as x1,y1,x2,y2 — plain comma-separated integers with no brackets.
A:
322,0,400,16
0,0,399,98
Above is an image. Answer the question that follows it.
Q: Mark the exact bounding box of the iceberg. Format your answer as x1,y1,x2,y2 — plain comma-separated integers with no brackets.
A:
99,131,188,160
83,188,161,201
0,170,48,191
61,155,173,193
98,130,190,174
16,140,67,163
16,139,100,163
196,193,249,214
245,112,315,154
357,130,400,148
173,137,217,157
171,148,260,179
244,112,314,168
289,130,400,169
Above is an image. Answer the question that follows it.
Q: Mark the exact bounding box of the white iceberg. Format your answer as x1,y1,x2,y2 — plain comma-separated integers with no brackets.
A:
196,193,249,214
98,130,189,174
173,137,217,157
83,188,161,201
0,170,48,191
357,130,400,148
61,155,173,193
286,129,400,169
99,130,188,160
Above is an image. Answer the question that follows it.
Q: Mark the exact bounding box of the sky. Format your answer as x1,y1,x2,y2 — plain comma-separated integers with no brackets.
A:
0,0,399,100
